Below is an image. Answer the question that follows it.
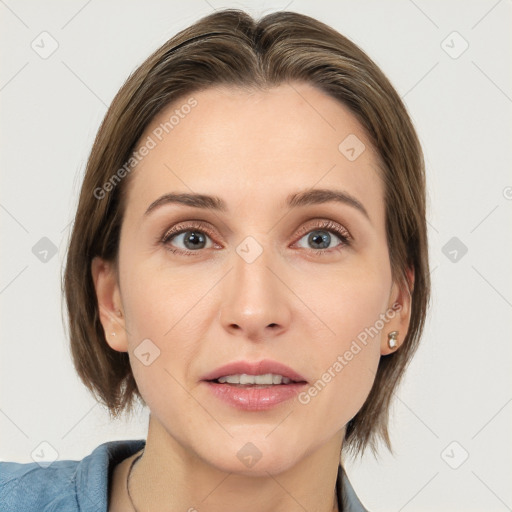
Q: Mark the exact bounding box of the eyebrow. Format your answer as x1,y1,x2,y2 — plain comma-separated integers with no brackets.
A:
144,188,370,220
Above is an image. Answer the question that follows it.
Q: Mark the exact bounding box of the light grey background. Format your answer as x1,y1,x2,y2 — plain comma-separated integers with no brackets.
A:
1,1,511,510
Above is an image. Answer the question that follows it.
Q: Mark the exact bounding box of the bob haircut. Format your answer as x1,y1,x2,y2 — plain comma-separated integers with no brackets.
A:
63,8,430,458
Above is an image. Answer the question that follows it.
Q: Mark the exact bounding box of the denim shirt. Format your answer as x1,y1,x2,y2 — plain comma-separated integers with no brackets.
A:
0,440,369,511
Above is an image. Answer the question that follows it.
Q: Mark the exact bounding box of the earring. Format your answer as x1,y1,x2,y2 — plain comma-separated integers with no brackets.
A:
387,331,399,350
111,332,116,337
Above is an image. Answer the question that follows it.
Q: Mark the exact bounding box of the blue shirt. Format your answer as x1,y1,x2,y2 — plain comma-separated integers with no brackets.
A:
0,439,369,511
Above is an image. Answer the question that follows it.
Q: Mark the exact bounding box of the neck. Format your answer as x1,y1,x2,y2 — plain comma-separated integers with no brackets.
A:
127,415,343,512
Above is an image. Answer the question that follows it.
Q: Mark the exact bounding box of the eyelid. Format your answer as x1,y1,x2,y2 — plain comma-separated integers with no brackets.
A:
293,219,352,242
161,220,217,243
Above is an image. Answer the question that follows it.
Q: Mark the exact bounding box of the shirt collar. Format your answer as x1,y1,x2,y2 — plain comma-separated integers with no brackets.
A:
337,463,369,511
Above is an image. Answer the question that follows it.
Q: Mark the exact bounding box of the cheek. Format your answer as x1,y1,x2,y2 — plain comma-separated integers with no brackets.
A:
119,255,211,406
296,246,392,347
121,249,205,340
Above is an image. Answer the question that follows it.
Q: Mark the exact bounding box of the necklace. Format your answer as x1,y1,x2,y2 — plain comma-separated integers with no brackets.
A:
126,449,145,512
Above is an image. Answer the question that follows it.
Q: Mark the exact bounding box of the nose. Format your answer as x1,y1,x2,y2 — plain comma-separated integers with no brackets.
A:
218,243,292,341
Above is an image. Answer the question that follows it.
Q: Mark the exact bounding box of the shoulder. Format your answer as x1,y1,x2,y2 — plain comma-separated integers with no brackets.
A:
0,439,145,512
0,458,81,511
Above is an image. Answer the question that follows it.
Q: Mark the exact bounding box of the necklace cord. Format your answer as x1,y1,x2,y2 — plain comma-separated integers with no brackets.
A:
126,449,145,512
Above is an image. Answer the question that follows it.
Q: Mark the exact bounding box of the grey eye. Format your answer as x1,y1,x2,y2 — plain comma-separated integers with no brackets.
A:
170,231,212,251
296,230,342,250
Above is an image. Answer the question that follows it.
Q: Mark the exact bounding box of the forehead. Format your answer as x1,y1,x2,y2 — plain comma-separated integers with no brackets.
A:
123,82,384,226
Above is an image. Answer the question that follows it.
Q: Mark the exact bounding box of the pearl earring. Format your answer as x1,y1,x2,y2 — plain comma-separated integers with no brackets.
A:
387,331,399,350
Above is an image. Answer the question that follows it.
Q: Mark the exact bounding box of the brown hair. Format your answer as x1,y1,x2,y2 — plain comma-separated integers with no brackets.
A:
62,8,430,458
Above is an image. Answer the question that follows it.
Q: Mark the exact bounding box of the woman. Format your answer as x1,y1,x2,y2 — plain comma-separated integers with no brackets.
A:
0,8,429,512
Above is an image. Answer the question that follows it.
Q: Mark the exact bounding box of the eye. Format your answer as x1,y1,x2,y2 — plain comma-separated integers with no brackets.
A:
294,220,352,254
167,230,212,251
160,221,217,256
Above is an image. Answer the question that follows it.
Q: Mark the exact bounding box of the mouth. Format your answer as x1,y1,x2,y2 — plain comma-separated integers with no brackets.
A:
201,360,308,411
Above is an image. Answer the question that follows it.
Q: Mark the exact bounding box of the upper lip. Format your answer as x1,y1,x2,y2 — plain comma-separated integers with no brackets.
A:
201,359,308,383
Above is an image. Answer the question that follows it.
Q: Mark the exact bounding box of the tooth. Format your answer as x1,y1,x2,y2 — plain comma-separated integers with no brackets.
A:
225,375,241,384
272,374,282,384
239,374,253,385
255,373,274,385
282,377,291,384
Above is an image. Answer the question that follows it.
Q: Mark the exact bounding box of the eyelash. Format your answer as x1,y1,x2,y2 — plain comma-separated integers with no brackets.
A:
160,219,352,257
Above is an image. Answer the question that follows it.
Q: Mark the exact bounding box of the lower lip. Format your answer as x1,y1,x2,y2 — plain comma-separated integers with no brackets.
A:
203,381,307,411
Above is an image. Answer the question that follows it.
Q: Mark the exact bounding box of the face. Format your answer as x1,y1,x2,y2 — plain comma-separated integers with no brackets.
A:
93,82,411,475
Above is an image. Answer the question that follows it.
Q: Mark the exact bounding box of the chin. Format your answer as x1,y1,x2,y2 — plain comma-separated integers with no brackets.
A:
197,433,304,477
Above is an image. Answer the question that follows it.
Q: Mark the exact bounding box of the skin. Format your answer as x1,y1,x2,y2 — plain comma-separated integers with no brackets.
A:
92,82,412,512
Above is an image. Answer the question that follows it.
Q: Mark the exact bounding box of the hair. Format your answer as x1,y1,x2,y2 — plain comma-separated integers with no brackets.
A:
62,8,430,459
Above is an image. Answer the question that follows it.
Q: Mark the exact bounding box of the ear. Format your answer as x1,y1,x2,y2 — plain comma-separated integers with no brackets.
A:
380,265,414,356
91,256,128,352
